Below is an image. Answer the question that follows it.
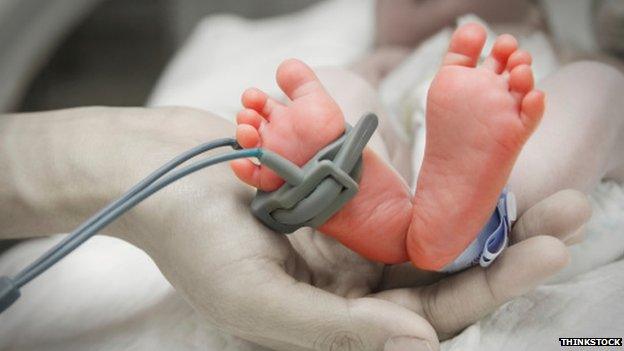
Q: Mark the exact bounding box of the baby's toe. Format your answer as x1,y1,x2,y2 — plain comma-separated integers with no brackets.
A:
230,158,285,191
506,50,532,71
520,90,545,131
482,34,518,73
509,64,534,100
237,108,265,129
241,88,283,119
230,159,261,188
258,168,287,191
443,23,487,67
236,124,260,148
276,58,324,100
241,88,267,111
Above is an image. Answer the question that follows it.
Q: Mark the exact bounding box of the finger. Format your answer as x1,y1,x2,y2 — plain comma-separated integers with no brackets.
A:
381,189,590,290
211,262,439,351
511,189,592,244
379,262,445,290
372,235,569,339
563,224,587,245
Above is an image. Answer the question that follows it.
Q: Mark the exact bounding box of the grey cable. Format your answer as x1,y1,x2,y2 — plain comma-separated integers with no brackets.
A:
15,138,240,284
0,140,261,313
12,147,261,288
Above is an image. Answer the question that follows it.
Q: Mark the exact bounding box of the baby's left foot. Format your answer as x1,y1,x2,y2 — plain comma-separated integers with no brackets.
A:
232,59,414,263
230,59,345,191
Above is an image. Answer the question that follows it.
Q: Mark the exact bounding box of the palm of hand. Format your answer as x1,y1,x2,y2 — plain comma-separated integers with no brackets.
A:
285,228,384,298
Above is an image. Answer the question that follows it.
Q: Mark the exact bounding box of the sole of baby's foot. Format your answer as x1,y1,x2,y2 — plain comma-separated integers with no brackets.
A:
230,59,345,191
407,23,545,270
231,58,414,264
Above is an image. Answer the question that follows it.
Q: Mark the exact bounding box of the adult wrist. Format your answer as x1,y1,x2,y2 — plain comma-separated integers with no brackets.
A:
0,106,227,240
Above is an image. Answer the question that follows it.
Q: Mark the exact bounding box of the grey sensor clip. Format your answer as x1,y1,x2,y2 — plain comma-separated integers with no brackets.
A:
252,113,378,233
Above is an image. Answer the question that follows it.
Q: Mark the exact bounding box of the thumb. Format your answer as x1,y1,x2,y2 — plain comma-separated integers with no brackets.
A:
349,298,438,351
372,235,570,339
211,262,438,351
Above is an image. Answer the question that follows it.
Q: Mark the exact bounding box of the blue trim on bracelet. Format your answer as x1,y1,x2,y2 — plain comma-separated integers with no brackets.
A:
441,188,516,273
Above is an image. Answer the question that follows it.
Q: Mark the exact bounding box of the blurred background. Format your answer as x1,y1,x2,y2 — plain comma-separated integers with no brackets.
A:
1,0,320,112
0,0,622,113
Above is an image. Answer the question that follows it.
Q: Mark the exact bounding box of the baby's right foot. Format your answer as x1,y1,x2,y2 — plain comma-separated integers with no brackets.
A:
407,23,545,270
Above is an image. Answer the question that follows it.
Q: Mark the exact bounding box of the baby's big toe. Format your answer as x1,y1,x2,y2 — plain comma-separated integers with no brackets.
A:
276,58,324,100
443,23,487,68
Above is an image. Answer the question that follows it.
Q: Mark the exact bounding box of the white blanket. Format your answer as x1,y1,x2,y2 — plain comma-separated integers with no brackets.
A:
2,1,623,350
148,0,374,120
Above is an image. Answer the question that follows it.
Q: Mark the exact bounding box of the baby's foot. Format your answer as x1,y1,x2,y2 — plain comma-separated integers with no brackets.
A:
233,59,414,263
407,23,545,270
231,59,345,190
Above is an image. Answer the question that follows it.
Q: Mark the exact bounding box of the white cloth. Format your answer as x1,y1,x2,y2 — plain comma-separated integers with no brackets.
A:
1,1,623,350
148,0,375,120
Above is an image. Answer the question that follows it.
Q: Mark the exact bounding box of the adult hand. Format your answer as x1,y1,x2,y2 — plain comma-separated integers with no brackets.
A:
115,108,589,350
0,107,590,351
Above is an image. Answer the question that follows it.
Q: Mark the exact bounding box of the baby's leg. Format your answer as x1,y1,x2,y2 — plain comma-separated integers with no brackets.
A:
313,67,413,181
509,61,624,214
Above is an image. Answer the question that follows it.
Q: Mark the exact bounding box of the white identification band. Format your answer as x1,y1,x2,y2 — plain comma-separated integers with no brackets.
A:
442,188,516,273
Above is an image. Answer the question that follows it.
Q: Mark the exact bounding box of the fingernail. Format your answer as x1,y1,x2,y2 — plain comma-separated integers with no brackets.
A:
384,336,433,351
